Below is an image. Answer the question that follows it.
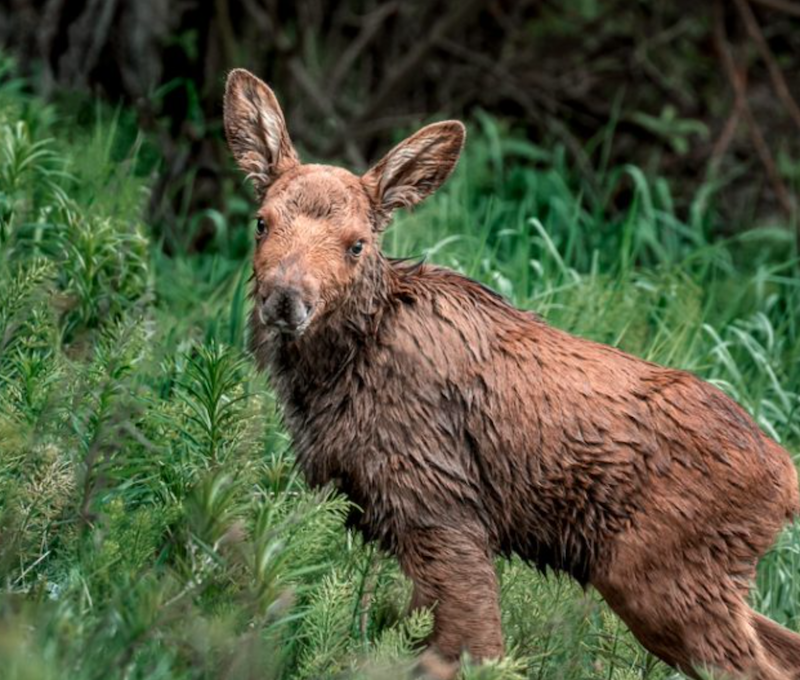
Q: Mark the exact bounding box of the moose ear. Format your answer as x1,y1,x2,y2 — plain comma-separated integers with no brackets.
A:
224,69,299,197
362,121,465,225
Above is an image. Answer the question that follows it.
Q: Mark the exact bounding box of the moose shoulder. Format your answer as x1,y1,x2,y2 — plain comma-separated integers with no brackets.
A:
224,68,800,680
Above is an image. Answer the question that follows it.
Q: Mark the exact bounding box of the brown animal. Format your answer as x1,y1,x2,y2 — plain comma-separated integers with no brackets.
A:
224,68,800,679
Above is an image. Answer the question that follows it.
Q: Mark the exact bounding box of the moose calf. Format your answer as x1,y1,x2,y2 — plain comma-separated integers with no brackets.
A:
224,68,800,679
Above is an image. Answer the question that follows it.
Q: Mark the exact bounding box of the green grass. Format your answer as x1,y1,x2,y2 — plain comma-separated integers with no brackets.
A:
1,63,799,680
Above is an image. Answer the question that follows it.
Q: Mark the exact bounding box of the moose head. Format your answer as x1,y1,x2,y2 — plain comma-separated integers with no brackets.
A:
224,68,465,337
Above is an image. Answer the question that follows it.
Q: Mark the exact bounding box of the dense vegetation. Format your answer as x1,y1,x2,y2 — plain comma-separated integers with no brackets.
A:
1,60,799,679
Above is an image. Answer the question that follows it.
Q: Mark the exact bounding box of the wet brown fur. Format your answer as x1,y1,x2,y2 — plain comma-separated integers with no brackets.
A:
225,69,800,679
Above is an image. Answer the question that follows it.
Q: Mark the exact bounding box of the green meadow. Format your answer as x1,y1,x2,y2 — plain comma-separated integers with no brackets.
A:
1,62,799,679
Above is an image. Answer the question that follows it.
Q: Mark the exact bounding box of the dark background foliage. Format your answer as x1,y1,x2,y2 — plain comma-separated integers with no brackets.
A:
2,0,799,249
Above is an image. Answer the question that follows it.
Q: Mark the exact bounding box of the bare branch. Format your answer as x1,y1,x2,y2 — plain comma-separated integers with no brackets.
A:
327,1,400,95
713,0,794,216
354,0,486,126
735,0,800,132
288,57,366,168
750,0,800,17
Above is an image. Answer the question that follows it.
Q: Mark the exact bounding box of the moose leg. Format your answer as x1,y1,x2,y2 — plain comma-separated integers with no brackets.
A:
595,552,791,680
752,612,800,680
398,526,503,679
673,601,792,680
599,586,791,679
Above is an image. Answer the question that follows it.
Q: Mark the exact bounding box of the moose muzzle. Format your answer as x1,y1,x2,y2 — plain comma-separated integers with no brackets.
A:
259,286,314,335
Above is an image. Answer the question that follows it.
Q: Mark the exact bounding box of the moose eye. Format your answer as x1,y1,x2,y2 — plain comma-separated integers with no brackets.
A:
348,240,365,257
255,217,268,237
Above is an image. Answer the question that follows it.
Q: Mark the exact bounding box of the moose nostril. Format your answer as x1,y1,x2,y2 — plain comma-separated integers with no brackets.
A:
278,292,292,319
